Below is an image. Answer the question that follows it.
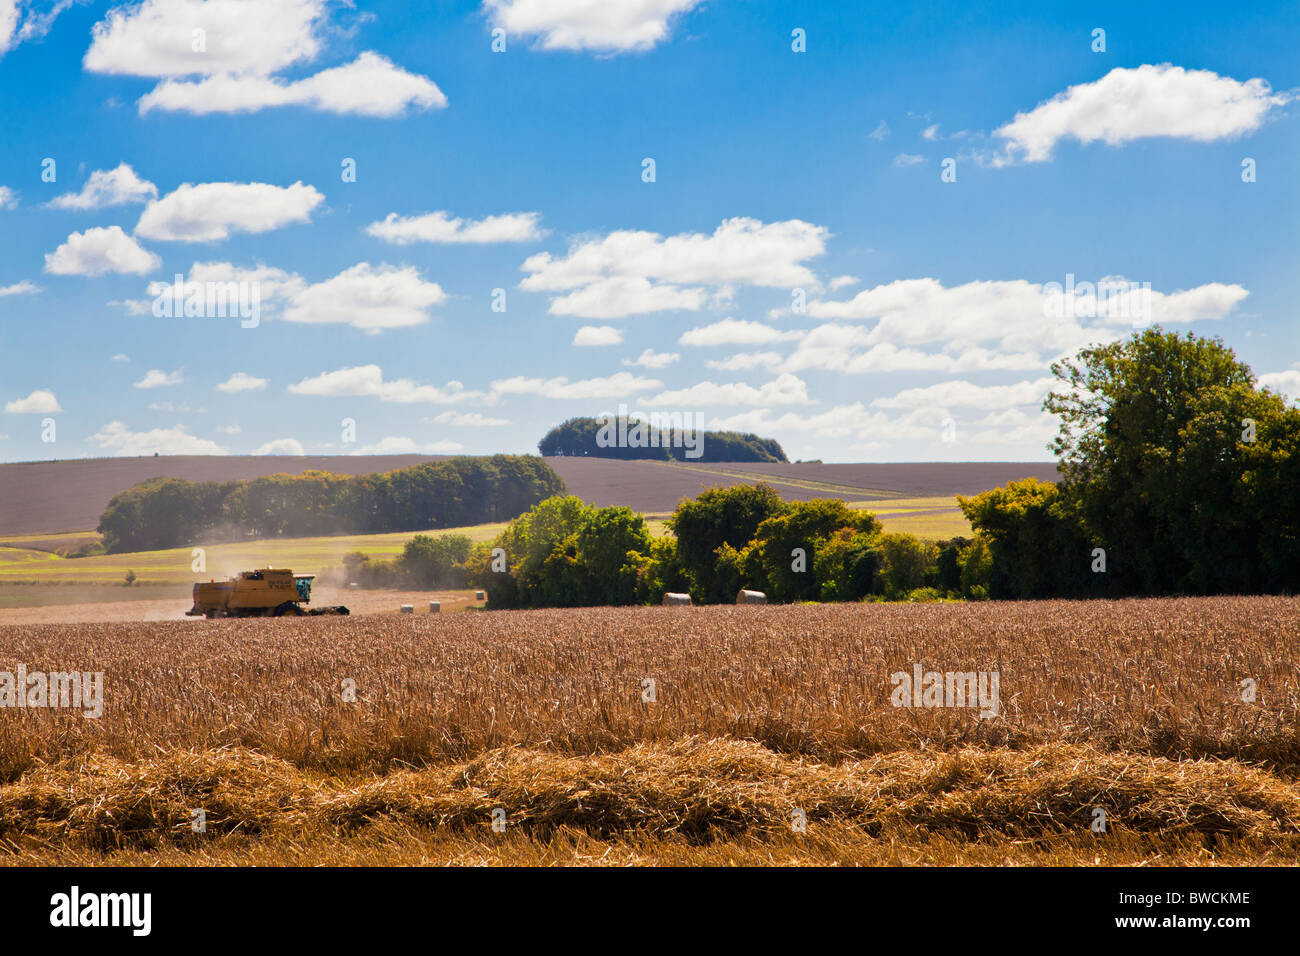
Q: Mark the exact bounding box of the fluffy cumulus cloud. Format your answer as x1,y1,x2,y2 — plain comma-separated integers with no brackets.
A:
804,276,1248,361
0,185,18,208
1259,365,1300,403
49,164,157,210
135,181,323,241
282,263,446,332
288,365,484,405
0,279,39,297
995,64,1291,164
44,226,160,276
4,388,61,414
573,325,624,346
427,411,510,427
353,436,466,455
216,372,268,392
253,437,305,455
871,377,1057,410
704,351,783,372
122,261,306,317
367,211,544,245
139,53,445,117
623,348,679,369
490,372,661,400
678,319,804,347
520,218,828,318
484,0,705,53
708,403,1057,454
133,368,184,389
647,373,813,407
85,0,444,117
90,421,226,456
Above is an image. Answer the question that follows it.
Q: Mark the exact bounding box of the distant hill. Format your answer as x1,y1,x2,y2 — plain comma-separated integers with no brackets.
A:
0,455,1060,535
538,416,787,462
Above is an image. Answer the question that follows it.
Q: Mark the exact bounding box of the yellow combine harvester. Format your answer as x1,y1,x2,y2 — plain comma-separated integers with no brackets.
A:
186,568,349,618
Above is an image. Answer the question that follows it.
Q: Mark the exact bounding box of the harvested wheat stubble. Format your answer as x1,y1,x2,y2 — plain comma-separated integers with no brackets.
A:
1,739,1298,852
0,598,1296,777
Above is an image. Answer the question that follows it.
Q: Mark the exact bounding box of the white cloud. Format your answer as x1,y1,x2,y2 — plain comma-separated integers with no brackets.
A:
44,226,160,276
678,318,803,347
520,217,828,317
0,1,17,55
0,279,39,296
139,53,446,117
135,181,323,241
0,185,16,209
49,163,157,210
542,277,710,319
868,121,890,141
872,377,1057,410
111,353,130,362
90,421,226,456
807,277,1248,358
828,274,859,291
4,389,61,414
704,351,783,372
1259,365,1300,402
134,369,184,389
353,436,465,455
282,263,446,332
573,325,624,346
288,365,484,405
85,0,328,77
254,437,305,455
427,411,510,427
484,0,704,53
491,372,661,400
216,372,268,393
922,124,940,141
367,210,544,245
782,328,1044,374
84,0,444,117
995,64,1291,164
623,348,679,369
647,373,813,407
894,153,926,167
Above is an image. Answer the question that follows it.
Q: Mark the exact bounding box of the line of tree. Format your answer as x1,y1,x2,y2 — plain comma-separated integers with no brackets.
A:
538,416,787,462
461,484,989,609
959,329,1300,597
96,455,566,554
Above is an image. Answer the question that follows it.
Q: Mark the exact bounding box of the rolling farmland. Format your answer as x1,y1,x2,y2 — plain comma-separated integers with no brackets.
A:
0,454,1057,535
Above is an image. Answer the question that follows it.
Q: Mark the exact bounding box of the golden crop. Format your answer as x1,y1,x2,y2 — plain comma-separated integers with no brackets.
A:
0,598,1297,865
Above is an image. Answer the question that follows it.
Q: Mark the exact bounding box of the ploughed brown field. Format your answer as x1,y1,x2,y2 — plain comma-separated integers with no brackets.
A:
0,454,1059,535
1,598,1296,866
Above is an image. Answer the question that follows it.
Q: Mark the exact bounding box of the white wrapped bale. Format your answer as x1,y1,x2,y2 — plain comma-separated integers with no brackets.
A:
737,589,767,604
662,592,692,606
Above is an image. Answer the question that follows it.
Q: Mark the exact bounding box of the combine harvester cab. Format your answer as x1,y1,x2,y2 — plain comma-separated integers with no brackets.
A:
187,568,349,618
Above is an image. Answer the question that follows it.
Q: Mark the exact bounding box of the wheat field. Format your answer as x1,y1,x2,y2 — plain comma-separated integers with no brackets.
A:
1,598,1297,865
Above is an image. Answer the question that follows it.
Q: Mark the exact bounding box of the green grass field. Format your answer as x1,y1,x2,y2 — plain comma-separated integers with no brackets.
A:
0,502,965,590
0,524,509,587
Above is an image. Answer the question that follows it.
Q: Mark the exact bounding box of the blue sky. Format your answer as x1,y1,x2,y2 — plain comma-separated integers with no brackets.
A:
1,0,1297,463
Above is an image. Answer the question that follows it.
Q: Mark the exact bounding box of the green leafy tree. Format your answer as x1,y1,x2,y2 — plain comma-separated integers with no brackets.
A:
668,484,790,603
